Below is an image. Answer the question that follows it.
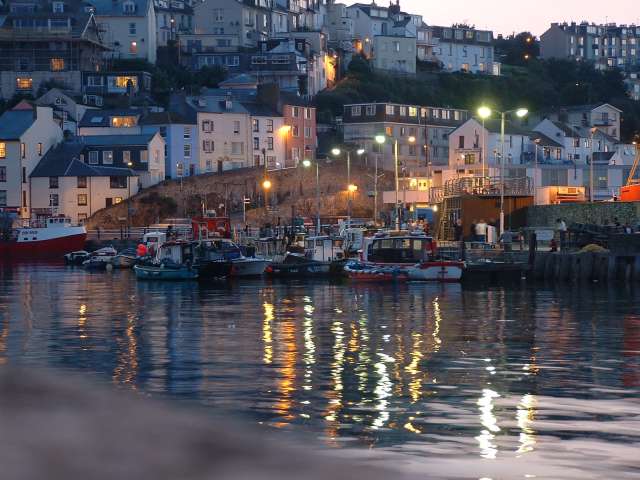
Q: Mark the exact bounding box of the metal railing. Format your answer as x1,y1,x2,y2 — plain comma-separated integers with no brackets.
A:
444,176,532,198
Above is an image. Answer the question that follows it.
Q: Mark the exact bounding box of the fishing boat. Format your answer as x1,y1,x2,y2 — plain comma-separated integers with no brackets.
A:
64,250,90,266
133,264,198,280
346,231,464,282
110,248,138,269
82,246,117,270
134,241,199,280
198,238,268,277
266,236,345,277
0,216,86,259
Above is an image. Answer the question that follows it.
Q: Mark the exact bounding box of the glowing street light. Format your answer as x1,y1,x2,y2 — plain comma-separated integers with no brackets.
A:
348,184,358,193
375,134,386,145
478,106,492,119
263,179,272,190
302,159,312,168
331,147,341,156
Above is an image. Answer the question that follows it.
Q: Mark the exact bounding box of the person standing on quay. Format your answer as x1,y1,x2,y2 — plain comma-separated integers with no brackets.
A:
454,218,463,242
556,218,567,251
475,219,488,244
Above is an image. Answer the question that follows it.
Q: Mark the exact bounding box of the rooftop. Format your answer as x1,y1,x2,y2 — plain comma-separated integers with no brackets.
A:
0,109,35,140
79,133,157,146
31,142,136,177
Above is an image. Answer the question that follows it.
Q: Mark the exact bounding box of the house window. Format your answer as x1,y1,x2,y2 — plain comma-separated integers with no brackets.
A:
113,197,123,204
408,107,418,117
20,143,26,159
351,106,362,116
266,137,274,150
292,126,299,137
233,121,240,134
141,150,148,163
129,41,138,54
0,143,5,158
231,142,243,155
304,127,311,138
202,120,213,132
253,137,260,150
129,23,136,35
184,127,191,139
49,177,59,189
110,176,127,189
77,176,87,188
114,76,137,89
78,213,88,223
458,136,465,148
202,140,214,153
49,194,59,207
52,1,64,13
366,105,376,116
22,167,26,184
305,108,312,120
37,143,43,156
77,194,88,206
0,191,7,207
266,119,273,133
386,105,395,115
0,167,5,182
292,107,300,117
399,106,407,116
184,144,191,157
122,150,131,165
103,151,113,164
252,119,259,132
50,58,65,71
111,116,136,127
89,151,99,164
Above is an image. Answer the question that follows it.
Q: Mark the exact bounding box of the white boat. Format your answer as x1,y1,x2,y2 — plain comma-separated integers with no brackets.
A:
407,261,464,282
82,246,117,270
231,256,270,277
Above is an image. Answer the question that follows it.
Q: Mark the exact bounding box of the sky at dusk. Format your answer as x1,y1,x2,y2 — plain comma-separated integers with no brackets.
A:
391,0,640,36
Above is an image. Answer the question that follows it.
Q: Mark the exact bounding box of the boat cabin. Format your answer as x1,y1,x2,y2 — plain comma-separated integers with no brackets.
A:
362,232,436,264
192,216,231,240
155,241,195,266
46,217,73,228
198,238,242,261
304,236,345,262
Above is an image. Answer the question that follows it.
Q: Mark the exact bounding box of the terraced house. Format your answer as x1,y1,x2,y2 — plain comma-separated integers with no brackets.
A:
0,0,108,99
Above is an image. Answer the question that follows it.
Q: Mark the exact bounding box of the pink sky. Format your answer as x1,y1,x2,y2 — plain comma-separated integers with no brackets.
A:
396,0,640,36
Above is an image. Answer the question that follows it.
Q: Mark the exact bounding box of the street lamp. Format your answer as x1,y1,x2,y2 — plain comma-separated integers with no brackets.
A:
331,146,365,228
476,106,528,235
375,134,415,230
302,158,321,233
477,106,492,181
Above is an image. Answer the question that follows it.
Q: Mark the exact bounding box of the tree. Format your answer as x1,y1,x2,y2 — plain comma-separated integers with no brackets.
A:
495,32,540,66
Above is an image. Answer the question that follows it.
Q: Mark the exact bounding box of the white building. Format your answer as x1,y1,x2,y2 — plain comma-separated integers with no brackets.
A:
428,25,500,75
35,89,98,136
30,142,140,223
372,35,416,74
0,104,63,218
93,0,158,64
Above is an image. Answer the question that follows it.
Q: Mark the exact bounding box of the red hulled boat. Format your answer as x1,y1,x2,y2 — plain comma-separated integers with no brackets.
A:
0,216,87,259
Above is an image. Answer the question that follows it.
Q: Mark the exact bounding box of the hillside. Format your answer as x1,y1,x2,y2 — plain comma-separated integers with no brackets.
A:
315,57,640,142
86,159,396,229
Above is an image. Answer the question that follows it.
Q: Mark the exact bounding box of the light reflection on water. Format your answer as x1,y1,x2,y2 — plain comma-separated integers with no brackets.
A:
0,264,639,479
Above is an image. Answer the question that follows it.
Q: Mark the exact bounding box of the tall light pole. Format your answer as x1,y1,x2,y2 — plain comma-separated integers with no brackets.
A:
477,106,491,182
331,146,364,229
477,106,528,235
589,127,597,202
302,158,320,234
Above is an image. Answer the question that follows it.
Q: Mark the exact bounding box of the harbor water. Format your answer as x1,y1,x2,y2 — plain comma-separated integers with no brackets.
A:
0,264,639,479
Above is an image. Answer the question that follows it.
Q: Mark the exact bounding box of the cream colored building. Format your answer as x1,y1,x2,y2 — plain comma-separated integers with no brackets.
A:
0,104,63,217
372,35,417,74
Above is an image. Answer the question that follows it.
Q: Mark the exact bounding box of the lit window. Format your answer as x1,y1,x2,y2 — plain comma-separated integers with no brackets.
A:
38,143,43,155
0,143,5,159
129,41,138,54
140,150,148,163
113,197,123,204
102,151,113,164
50,58,65,71
111,116,136,127
16,77,33,90
77,194,88,206
122,151,131,165
20,143,26,159
115,76,137,88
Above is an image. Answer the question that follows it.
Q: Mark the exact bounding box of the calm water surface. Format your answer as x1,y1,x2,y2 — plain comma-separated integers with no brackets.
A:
1,264,639,479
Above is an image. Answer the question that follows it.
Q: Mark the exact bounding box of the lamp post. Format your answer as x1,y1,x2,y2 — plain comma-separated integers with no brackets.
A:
331,146,365,229
477,106,491,182
302,158,321,234
127,161,133,237
589,127,597,202
476,106,529,235
374,134,414,230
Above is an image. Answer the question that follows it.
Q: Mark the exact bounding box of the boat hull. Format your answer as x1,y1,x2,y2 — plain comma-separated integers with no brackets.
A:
0,233,87,259
111,255,137,269
407,261,464,282
134,265,198,280
231,258,269,277
266,261,332,277
196,260,233,280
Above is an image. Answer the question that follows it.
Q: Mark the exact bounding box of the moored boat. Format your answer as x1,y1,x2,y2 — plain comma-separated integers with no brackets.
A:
82,246,117,270
266,236,345,277
0,216,86,260
111,248,138,269
64,250,90,266
346,231,464,283
133,264,198,280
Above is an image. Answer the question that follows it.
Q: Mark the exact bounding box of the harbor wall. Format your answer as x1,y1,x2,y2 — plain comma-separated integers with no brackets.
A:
526,202,640,228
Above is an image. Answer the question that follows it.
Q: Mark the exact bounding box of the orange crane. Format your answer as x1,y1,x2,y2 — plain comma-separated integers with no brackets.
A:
620,146,640,201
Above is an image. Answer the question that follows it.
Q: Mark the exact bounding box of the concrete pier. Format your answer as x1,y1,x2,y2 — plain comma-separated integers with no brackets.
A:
530,251,640,283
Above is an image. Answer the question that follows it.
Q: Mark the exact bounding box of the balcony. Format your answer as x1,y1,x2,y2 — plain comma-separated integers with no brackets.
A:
444,176,532,198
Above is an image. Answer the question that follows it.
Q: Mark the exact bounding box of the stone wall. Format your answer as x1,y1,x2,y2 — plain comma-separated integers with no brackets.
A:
526,202,640,228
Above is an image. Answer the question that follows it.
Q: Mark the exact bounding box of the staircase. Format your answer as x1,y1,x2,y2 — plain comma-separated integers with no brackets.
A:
435,197,461,241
